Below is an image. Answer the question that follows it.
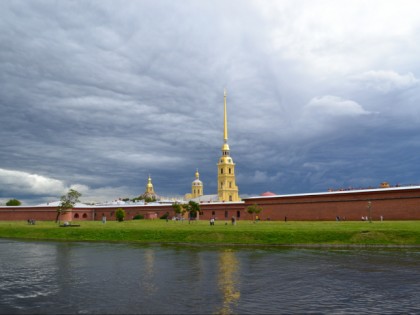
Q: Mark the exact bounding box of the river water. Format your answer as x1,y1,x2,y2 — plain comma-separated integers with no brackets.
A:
0,239,419,314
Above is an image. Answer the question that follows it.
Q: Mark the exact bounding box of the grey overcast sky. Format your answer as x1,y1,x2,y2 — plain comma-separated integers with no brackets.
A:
1,0,420,205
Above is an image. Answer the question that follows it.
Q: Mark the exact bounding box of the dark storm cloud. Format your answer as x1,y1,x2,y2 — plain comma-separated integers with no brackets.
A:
1,0,420,204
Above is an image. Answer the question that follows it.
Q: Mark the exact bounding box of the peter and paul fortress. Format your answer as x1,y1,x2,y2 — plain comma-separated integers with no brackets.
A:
184,89,240,203
2,89,420,221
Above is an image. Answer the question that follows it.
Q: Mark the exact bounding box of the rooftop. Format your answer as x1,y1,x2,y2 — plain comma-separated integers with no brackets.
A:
248,185,420,200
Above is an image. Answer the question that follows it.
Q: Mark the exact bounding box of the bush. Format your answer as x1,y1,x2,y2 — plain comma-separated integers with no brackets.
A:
115,208,126,222
133,214,144,220
160,212,170,220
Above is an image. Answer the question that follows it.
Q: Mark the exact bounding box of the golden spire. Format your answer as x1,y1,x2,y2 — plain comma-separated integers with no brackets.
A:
222,89,230,153
223,88,228,143
195,168,200,179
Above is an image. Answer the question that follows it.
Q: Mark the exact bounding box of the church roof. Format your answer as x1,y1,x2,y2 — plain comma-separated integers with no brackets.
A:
35,201,92,208
190,194,219,203
192,179,203,185
260,191,276,196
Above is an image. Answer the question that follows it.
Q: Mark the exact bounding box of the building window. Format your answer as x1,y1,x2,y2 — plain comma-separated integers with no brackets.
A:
225,211,228,218
237,211,240,218
229,168,231,174
82,213,87,218
212,211,215,216
229,195,233,201
221,168,223,174
74,213,79,218
229,182,232,188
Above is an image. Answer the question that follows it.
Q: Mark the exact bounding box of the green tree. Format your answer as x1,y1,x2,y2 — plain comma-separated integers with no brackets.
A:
132,196,157,203
172,202,182,219
247,203,262,221
183,200,200,220
144,196,156,203
6,199,21,206
133,214,144,220
56,189,81,223
160,212,170,220
115,208,126,222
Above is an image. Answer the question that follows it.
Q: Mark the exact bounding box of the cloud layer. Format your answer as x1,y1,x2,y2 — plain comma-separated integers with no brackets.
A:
1,0,420,204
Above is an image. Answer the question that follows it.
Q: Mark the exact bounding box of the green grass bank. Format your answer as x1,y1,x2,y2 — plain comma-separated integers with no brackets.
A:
0,220,419,247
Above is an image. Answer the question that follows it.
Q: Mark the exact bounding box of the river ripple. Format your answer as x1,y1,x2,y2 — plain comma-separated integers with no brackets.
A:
0,239,419,314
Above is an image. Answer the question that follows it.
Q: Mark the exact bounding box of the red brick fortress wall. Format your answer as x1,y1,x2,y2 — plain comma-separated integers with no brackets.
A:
244,187,420,221
1,187,419,221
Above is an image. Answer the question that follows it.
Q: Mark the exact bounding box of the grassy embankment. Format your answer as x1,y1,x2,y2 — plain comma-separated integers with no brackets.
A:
0,220,419,246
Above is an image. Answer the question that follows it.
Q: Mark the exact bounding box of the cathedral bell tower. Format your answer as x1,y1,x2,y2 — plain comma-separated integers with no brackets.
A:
217,89,240,202
191,169,204,198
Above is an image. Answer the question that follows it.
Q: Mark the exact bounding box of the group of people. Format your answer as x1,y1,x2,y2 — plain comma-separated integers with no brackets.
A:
361,215,384,221
209,216,237,225
27,219,36,225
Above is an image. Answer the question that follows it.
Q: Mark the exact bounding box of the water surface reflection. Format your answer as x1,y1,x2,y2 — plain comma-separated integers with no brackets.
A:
218,250,240,314
0,240,419,314
140,249,157,295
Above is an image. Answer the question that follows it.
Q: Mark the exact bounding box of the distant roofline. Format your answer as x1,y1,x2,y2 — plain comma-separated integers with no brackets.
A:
4,185,418,208
245,185,420,199
197,201,245,205
0,199,245,209
190,194,244,204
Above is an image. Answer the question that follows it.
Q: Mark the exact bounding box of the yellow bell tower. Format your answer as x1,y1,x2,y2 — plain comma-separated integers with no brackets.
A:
217,89,240,202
